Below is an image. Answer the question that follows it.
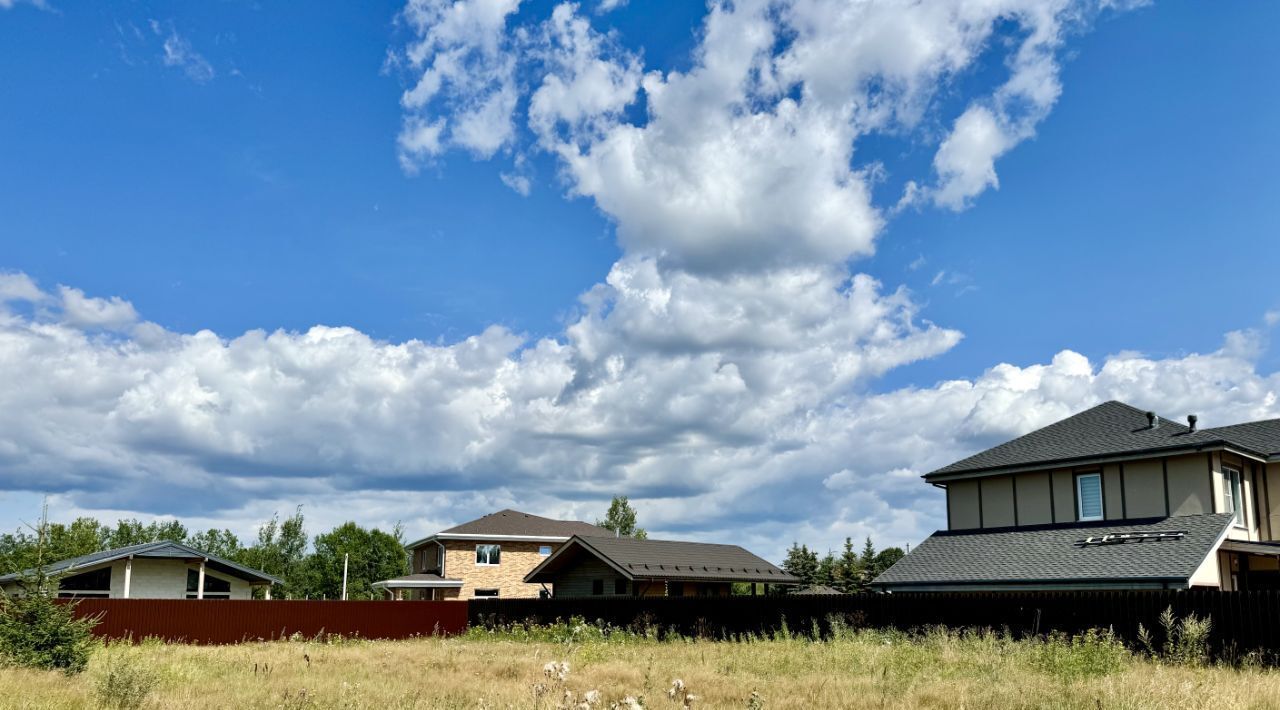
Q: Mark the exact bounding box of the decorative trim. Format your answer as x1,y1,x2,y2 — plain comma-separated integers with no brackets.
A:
1162,458,1170,516
1012,475,1020,527
1119,462,1128,519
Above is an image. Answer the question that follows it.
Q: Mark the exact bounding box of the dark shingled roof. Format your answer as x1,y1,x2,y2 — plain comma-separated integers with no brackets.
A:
0,540,281,585
871,514,1233,590
436,509,609,539
525,535,800,585
926,401,1279,480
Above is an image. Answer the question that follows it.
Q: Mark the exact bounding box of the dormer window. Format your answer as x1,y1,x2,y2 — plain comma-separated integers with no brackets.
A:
1076,473,1103,522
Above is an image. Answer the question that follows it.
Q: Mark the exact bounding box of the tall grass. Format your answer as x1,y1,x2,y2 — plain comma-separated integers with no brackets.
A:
3,616,1279,709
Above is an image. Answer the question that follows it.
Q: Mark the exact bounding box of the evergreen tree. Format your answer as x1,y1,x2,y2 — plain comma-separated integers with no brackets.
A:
596,496,647,539
781,542,819,587
833,537,862,593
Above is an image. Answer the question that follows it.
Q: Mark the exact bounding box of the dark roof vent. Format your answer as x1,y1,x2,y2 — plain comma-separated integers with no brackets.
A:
1146,411,1159,429
1188,414,1198,432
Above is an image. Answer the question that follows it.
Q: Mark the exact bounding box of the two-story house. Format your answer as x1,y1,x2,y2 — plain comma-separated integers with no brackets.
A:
372,509,609,600
873,401,1280,592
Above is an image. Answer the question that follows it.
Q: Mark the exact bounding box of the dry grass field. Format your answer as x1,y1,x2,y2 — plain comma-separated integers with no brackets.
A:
4,627,1280,709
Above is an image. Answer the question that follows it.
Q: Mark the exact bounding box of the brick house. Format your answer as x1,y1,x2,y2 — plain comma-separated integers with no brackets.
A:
373,509,609,600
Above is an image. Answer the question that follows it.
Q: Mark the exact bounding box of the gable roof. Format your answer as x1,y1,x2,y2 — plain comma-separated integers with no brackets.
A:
525,534,800,585
926,401,1279,481
0,540,282,585
407,509,609,548
870,514,1233,591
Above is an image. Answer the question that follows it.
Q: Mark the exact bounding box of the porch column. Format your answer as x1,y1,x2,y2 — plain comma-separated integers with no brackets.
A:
197,560,206,600
264,586,272,600
123,557,133,599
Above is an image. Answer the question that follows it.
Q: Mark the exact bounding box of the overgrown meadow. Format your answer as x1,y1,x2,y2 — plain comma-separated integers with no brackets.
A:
5,614,1280,709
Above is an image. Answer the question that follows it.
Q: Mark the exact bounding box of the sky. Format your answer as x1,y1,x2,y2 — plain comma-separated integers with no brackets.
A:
0,0,1278,561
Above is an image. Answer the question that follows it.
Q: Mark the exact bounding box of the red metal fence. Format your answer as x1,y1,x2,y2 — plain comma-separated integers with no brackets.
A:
64,599,468,644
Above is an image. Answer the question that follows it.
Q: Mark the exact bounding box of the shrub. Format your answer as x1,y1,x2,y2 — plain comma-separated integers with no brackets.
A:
94,647,160,710
0,574,99,674
1137,606,1211,666
1029,629,1131,681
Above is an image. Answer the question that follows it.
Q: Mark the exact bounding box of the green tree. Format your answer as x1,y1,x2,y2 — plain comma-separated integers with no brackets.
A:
815,552,837,588
870,547,906,579
186,528,242,560
238,507,308,599
596,496,647,539
833,537,862,593
781,542,819,587
0,510,98,674
0,517,109,576
301,522,408,600
104,519,187,549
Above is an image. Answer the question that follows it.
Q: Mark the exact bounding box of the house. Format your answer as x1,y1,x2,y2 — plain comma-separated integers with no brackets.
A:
523,535,800,596
873,401,1280,592
373,509,610,600
0,540,281,599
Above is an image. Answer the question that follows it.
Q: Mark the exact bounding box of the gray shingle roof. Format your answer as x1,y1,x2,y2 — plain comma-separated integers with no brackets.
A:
926,401,1273,480
871,514,1234,590
526,535,800,584
433,509,609,539
0,540,281,585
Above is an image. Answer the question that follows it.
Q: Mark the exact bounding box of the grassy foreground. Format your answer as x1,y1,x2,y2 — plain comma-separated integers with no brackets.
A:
4,627,1280,709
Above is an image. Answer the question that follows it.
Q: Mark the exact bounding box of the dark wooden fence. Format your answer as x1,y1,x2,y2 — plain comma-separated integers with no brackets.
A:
470,591,1280,657
65,599,468,644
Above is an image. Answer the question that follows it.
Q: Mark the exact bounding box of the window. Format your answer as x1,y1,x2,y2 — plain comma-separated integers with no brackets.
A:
591,579,604,596
185,569,232,599
1225,468,1244,527
57,567,111,598
475,544,501,565
538,545,553,556
1076,473,1103,521
473,589,499,598
614,578,628,595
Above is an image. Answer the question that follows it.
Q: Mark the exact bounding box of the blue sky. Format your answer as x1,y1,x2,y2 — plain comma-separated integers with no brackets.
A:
1,0,1277,558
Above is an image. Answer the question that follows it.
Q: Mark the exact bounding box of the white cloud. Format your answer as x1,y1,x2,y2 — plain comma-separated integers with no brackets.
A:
56,286,139,330
151,20,215,83
1266,310,1279,327
2,275,1277,559
395,0,1127,273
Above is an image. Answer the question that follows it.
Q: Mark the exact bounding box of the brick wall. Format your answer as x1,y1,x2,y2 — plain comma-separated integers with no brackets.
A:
442,540,557,599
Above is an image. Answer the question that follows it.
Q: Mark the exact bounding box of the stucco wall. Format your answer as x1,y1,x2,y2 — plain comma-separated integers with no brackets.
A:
980,477,1015,528
441,540,556,599
1123,460,1165,518
1166,454,1212,516
947,480,981,530
1014,472,1053,526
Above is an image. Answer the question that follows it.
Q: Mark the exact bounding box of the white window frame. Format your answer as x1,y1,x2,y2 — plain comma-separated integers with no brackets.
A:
1224,467,1245,528
1076,472,1104,522
475,544,501,566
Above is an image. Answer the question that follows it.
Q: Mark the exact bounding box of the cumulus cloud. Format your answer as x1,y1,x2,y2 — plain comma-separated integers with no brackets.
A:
394,0,1125,272
2,275,1277,558
57,286,139,330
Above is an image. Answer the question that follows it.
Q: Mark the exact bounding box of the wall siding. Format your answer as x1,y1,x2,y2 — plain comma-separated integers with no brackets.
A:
1167,454,1211,516
981,476,1016,528
552,557,630,598
1051,470,1074,522
1014,472,1053,525
947,480,981,530
1122,460,1165,519
1103,464,1124,519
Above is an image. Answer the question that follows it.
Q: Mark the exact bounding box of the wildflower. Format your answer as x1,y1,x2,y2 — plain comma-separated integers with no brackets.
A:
543,660,571,681
610,697,643,710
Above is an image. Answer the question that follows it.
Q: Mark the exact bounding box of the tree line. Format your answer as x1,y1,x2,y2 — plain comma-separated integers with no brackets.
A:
781,537,906,593
0,508,408,600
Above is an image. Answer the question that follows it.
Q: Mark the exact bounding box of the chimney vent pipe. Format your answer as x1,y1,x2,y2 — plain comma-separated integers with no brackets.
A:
1146,411,1159,429
1188,414,1198,432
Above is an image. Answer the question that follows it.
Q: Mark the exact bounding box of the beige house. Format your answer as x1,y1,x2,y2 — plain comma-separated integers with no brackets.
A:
0,541,280,599
373,509,609,600
874,401,1280,592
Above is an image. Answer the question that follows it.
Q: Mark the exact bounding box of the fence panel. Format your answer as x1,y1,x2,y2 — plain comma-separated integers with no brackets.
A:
469,590,1280,658
63,599,468,644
